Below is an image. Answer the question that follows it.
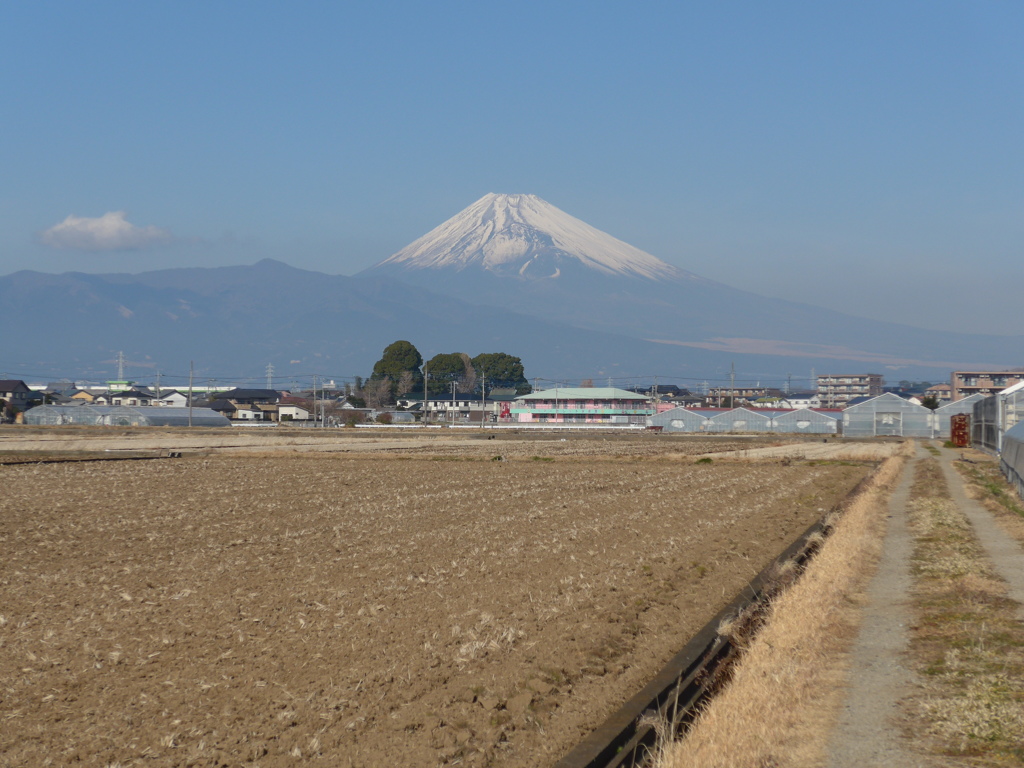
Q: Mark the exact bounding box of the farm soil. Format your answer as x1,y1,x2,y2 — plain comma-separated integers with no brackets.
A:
0,439,869,767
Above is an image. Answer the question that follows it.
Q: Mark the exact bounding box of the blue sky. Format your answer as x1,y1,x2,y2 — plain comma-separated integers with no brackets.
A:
2,2,1022,334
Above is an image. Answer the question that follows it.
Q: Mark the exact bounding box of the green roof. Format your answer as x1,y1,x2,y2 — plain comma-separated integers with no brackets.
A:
516,387,650,401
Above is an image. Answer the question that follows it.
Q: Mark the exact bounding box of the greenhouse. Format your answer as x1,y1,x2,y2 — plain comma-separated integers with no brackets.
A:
933,394,985,439
772,408,839,435
704,407,775,433
647,407,710,432
1000,420,1024,499
841,393,935,438
24,405,230,427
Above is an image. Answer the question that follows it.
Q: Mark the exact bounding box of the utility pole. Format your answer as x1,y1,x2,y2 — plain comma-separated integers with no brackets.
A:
451,381,456,426
480,371,487,430
313,374,317,428
786,373,792,395
155,371,161,398
730,362,736,409
422,364,428,427
266,363,275,391
116,350,125,382
188,360,194,428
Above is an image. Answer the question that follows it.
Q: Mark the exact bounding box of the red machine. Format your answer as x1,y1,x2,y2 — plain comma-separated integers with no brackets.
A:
950,413,971,447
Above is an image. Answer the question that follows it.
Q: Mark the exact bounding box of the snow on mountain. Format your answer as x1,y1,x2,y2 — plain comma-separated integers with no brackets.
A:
370,193,694,282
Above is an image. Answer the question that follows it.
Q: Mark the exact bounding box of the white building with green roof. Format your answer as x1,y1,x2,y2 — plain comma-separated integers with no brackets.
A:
511,387,654,425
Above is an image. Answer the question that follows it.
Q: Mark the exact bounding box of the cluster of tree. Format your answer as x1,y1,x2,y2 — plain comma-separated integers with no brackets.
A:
359,340,530,406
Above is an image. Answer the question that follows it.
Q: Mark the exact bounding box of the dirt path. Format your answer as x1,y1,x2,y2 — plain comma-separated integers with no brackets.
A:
825,445,928,768
936,446,1024,610
828,444,1024,766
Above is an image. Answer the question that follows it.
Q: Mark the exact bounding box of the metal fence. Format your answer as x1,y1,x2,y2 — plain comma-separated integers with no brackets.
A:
1001,421,1024,500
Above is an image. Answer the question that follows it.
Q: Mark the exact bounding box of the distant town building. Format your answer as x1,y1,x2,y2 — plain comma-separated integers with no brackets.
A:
511,387,653,425
817,374,884,408
706,386,782,407
950,370,1024,402
779,392,822,409
0,380,33,409
924,383,953,403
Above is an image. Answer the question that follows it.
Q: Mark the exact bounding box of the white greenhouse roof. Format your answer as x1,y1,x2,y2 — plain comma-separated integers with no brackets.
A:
24,404,230,427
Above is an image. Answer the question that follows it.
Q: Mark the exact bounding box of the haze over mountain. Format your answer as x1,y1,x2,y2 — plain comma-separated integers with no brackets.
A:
2,194,1021,385
364,194,1024,372
0,260,780,384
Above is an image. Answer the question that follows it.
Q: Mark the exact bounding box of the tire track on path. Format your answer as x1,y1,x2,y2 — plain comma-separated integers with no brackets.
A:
936,446,1024,611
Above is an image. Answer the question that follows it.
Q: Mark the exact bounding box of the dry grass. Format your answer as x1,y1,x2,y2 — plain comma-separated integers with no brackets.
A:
656,443,910,768
954,457,1024,542
692,441,902,464
903,458,1024,764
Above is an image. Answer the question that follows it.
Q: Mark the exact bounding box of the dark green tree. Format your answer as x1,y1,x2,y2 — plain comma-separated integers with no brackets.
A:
425,352,469,395
370,341,423,394
920,394,940,410
472,353,529,394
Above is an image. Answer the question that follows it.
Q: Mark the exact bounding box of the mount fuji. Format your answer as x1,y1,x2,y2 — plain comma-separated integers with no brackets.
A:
373,192,692,283
364,193,1023,373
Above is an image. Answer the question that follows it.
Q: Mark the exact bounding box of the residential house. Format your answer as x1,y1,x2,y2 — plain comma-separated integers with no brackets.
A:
0,380,34,410
422,393,487,422
213,389,282,405
777,392,822,409
924,383,953,403
706,386,782,407
107,389,155,407
152,390,189,407
278,402,312,422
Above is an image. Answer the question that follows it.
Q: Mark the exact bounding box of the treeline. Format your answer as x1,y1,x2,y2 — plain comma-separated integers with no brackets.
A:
348,340,530,408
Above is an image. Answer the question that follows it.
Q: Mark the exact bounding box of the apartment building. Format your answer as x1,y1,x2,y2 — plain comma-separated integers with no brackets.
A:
950,370,1024,401
817,373,884,408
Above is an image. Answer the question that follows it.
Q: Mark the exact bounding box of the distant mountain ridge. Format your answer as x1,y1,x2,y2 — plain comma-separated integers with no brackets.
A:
1,194,1022,382
363,194,1024,372
0,260,757,382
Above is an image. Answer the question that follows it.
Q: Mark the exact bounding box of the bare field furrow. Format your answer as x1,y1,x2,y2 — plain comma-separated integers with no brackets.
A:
0,440,869,767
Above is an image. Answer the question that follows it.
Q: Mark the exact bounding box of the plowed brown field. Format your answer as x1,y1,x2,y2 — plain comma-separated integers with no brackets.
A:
0,434,870,767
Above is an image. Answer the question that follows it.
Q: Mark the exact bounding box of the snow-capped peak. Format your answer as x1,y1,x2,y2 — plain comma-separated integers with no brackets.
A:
370,193,692,282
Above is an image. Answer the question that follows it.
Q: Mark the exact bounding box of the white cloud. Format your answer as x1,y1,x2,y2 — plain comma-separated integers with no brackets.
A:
40,211,173,251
